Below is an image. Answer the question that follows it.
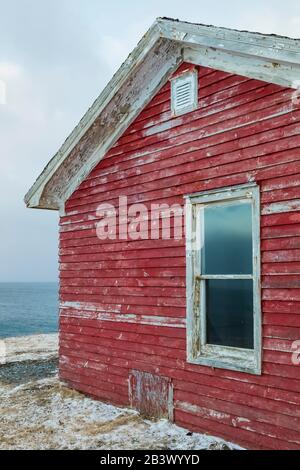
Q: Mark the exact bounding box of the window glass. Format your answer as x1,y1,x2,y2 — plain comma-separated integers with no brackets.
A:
206,279,254,349
202,201,253,275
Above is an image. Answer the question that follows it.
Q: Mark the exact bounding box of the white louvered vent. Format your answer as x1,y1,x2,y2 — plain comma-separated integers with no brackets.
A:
171,70,198,116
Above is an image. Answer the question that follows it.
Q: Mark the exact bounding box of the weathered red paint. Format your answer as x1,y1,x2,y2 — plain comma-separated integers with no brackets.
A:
129,370,172,419
59,64,300,450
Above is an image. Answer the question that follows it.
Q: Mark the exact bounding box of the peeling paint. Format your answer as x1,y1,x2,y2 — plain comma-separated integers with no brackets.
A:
129,370,173,419
60,302,186,328
262,199,300,215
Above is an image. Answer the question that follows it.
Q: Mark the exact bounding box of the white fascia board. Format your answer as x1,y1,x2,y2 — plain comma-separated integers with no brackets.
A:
184,45,300,89
24,20,163,209
157,18,300,65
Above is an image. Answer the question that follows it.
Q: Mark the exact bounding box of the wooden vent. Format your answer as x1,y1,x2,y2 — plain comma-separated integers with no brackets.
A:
171,70,198,116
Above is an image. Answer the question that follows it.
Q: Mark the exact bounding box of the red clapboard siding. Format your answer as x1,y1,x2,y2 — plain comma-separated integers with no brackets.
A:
59,64,300,450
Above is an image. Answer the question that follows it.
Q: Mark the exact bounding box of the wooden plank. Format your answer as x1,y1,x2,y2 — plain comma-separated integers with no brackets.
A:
60,373,129,407
263,301,300,315
60,330,186,350
262,238,300,251
59,316,186,338
262,262,300,275
174,380,300,420
174,390,300,433
263,312,300,327
262,275,300,289
175,410,300,450
262,224,300,240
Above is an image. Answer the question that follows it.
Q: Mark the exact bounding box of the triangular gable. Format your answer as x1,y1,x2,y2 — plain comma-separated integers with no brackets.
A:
25,17,300,212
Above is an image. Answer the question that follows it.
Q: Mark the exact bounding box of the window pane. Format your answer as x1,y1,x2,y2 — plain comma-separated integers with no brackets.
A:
206,279,254,349
202,201,253,275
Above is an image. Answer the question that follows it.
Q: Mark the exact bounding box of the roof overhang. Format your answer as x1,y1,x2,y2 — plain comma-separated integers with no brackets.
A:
25,17,300,211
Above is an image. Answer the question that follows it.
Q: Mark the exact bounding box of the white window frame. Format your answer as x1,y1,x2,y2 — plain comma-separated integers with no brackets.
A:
185,183,261,375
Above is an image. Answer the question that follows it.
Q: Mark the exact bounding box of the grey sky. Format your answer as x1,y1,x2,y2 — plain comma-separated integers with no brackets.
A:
0,0,299,282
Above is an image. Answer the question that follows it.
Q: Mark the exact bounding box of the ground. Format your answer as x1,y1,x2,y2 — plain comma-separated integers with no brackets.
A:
0,334,239,450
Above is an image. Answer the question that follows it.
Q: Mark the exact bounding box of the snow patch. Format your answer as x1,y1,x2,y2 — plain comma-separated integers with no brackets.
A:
2,333,58,363
0,334,242,450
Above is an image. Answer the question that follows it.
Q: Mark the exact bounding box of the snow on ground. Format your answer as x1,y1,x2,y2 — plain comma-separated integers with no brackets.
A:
0,334,240,450
0,333,58,363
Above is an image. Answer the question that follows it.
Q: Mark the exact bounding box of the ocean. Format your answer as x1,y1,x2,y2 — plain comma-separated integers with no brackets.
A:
0,283,58,339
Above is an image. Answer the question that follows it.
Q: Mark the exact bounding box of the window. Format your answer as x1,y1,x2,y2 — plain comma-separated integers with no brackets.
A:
170,70,198,116
185,184,261,374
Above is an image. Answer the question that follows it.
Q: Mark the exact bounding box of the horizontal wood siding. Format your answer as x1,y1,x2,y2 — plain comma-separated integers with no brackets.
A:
59,64,300,450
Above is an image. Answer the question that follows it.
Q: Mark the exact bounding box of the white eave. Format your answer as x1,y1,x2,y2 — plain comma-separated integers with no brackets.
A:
24,17,300,211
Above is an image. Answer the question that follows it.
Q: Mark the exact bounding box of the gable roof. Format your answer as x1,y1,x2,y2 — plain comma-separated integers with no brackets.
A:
25,17,300,211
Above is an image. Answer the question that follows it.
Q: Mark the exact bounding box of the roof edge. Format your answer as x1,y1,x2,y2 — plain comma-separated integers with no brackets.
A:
25,17,300,210
24,19,163,209
158,17,300,42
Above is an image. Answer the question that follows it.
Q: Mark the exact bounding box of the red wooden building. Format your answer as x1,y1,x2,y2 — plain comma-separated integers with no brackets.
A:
25,18,300,449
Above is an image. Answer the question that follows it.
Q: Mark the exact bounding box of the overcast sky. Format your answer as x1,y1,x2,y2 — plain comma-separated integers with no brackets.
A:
0,0,299,282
